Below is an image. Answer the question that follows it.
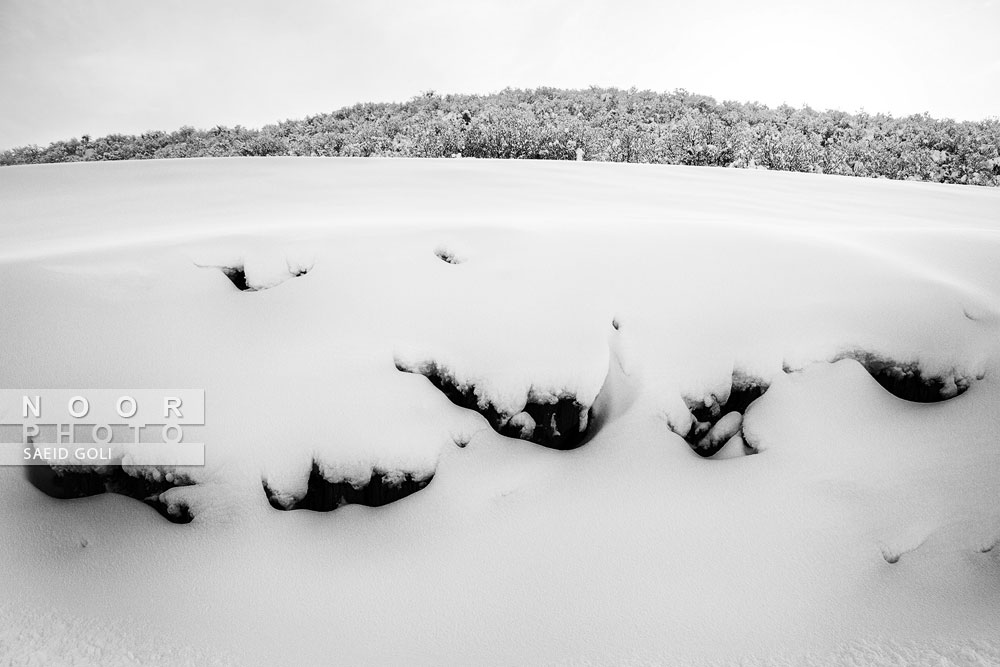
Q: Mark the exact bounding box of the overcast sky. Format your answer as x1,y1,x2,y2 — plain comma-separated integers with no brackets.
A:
1,0,998,150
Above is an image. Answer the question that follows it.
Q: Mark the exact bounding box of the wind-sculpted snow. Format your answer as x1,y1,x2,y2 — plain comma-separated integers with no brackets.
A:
832,349,980,403
673,372,769,458
1,159,999,665
666,349,983,459
394,356,594,450
263,461,432,512
194,247,315,292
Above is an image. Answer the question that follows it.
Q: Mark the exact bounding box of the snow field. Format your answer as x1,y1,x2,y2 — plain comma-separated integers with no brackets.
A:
1,158,998,665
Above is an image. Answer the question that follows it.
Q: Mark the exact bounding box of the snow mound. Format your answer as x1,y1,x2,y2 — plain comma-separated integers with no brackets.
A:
394,355,595,449
263,461,433,512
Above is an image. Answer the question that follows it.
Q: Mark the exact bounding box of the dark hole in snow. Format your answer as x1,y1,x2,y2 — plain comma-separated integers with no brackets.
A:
221,266,250,291
199,262,312,292
882,549,901,564
836,351,974,403
26,464,194,524
434,248,463,265
263,461,432,512
517,397,590,449
676,372,768,458
396,359,591,450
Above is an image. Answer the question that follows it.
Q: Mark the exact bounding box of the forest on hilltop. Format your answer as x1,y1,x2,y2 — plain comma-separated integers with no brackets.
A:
3,87,999,186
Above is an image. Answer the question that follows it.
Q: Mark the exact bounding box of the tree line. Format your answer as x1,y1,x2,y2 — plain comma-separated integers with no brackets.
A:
3,87,998,186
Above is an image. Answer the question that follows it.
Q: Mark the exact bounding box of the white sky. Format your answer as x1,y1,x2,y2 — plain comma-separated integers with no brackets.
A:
1,0,998,150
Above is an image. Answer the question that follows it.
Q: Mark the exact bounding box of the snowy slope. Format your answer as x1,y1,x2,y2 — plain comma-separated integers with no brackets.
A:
0,157,999,666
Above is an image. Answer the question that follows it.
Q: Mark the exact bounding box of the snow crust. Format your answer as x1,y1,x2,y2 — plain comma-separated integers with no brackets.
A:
1,158,999,665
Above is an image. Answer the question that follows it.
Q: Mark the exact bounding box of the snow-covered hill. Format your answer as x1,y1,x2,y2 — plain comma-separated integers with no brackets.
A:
1,158,999,666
